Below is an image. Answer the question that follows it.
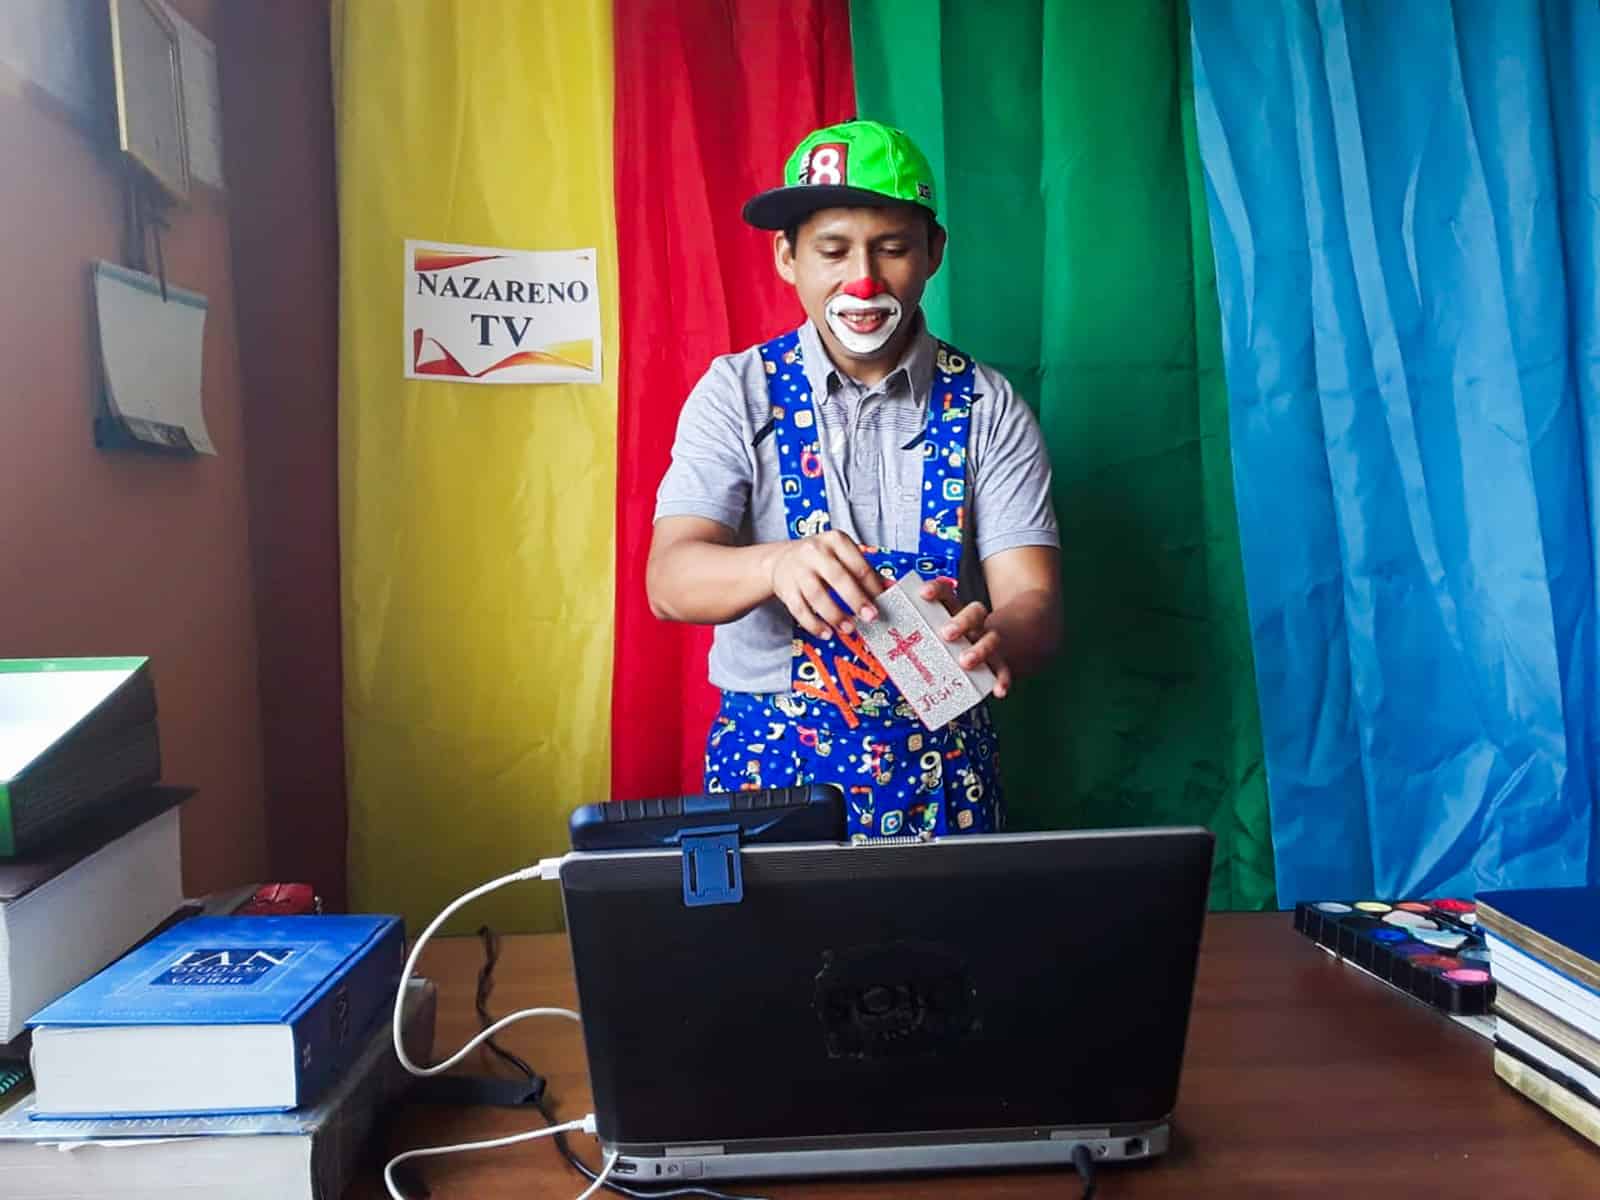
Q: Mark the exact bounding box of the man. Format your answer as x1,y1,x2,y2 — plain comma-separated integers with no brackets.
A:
647,119,1061,838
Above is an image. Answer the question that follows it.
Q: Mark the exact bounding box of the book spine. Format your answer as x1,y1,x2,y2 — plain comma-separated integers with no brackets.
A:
1488,937,1600,1038
289,922,405,1107
1495,1047,1600,1148
1497,998,1600,1075
309,982,438,1199
1478,903,1600,994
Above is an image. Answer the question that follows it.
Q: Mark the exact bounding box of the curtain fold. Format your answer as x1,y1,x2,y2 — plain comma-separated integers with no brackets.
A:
335,0,619,933
329,0,1600,926
853,0,1273,907
609,0,856,801
1191,0,1600,902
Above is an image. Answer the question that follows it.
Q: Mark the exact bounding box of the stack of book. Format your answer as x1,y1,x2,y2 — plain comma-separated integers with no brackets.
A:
0,658,181,1049
0,657,430,1196
1478,886,1600,1146
0,930,429,1200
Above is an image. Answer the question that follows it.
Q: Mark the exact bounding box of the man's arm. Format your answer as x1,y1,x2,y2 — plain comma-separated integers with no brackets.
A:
646,517,783,625
650,355,881,637
977,545,1063,677
647,518,886,639
922,545,1062,698
923,362,1063,697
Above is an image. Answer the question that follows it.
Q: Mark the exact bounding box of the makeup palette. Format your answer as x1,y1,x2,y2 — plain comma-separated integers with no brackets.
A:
1293,897,1495,1016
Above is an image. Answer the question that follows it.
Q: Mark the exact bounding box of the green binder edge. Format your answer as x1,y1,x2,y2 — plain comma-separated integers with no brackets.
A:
0,657,148,674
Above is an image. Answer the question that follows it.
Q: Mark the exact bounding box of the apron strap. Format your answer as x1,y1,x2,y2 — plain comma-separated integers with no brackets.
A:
916,342,978,573
757,332,832,541
759,330,978,581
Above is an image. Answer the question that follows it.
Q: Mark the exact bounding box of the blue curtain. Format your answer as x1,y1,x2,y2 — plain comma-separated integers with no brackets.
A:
1189,0,1600,904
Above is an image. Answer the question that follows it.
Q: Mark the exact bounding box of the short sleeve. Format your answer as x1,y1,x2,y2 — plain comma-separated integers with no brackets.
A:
654,357,755,532
969,371,1061,559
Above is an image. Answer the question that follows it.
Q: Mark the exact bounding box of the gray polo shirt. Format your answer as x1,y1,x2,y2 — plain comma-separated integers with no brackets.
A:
656,316,1059,694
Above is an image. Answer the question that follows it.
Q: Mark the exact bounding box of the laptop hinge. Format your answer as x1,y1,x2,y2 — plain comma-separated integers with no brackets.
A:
676,825,743,907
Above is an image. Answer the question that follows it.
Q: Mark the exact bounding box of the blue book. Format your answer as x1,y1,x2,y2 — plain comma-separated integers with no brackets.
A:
1477,888,1600,1035
25,914,403,1119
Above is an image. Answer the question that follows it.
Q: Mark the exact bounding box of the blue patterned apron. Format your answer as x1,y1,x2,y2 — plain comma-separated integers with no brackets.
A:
703,329,1003,838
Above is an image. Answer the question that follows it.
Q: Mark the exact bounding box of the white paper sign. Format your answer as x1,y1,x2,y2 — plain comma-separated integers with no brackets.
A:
403,240,601,385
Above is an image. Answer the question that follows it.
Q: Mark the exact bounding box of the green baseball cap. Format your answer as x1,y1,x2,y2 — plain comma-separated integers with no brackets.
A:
743,119,937,230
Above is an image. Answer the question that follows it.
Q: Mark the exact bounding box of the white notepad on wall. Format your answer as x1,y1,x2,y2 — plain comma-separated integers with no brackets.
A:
92,260,215,455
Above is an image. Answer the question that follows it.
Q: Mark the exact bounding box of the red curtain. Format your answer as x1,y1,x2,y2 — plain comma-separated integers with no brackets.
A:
611,0,856,799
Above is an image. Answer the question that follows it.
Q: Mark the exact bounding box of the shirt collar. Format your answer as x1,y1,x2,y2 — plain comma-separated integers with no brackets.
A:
797,311,936,406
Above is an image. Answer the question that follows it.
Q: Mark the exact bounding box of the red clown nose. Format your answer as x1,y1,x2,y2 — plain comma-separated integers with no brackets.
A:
839,277,885,300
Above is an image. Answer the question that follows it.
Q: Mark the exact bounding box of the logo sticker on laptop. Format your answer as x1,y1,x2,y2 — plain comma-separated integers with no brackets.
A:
814,942,978,1059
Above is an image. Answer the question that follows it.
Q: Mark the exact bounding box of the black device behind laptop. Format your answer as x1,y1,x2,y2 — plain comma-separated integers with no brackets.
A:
567,784,845,850
558,823,1213,1182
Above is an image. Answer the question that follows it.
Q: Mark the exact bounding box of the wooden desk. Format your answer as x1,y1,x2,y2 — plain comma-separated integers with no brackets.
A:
349,914,1596,1198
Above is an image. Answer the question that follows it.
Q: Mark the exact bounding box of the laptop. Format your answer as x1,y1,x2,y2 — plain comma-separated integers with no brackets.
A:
558,826,1212,1183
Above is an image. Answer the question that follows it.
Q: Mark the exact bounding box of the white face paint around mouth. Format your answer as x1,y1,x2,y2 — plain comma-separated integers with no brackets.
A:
824,293,903,356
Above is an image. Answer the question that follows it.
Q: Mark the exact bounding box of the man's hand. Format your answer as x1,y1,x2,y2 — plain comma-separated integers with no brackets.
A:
769,531,887,640
920,578,1012,699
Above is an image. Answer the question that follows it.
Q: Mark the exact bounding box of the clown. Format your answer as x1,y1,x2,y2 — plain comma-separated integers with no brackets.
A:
853,687,891,718
847,785,876,831
773,692,807,719
860,737,895,786
824,275,902,356
648,119,1063,838
923,508,962,543
797,724,833,757
793,509,830,538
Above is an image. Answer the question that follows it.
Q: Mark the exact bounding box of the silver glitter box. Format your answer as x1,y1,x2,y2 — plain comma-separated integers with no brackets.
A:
857,571,996,731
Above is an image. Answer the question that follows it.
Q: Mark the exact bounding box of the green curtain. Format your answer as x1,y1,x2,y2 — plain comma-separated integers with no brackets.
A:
852,0,1273,908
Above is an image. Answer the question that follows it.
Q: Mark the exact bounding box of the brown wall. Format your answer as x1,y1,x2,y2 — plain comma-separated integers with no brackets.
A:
216,1,347,910
0,0,273,895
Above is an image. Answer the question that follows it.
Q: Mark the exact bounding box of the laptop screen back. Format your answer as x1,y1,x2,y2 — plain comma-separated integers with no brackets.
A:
561,829,1212,1149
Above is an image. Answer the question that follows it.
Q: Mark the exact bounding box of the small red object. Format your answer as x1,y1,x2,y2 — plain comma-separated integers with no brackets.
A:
839,277,885,299
236,883,320,916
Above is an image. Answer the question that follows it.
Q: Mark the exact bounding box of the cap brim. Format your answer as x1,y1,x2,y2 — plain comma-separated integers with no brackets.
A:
742,185,925,230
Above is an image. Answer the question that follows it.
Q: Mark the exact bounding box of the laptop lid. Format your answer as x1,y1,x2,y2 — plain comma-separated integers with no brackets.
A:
559,828,1213,1160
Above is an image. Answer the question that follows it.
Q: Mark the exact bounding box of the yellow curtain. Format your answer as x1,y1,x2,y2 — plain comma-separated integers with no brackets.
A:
333,1,617,933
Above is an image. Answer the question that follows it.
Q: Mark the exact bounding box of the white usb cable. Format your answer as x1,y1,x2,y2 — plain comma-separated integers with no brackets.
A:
383,856,614,1199
383,1114,620,1200
392,858,574,1077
